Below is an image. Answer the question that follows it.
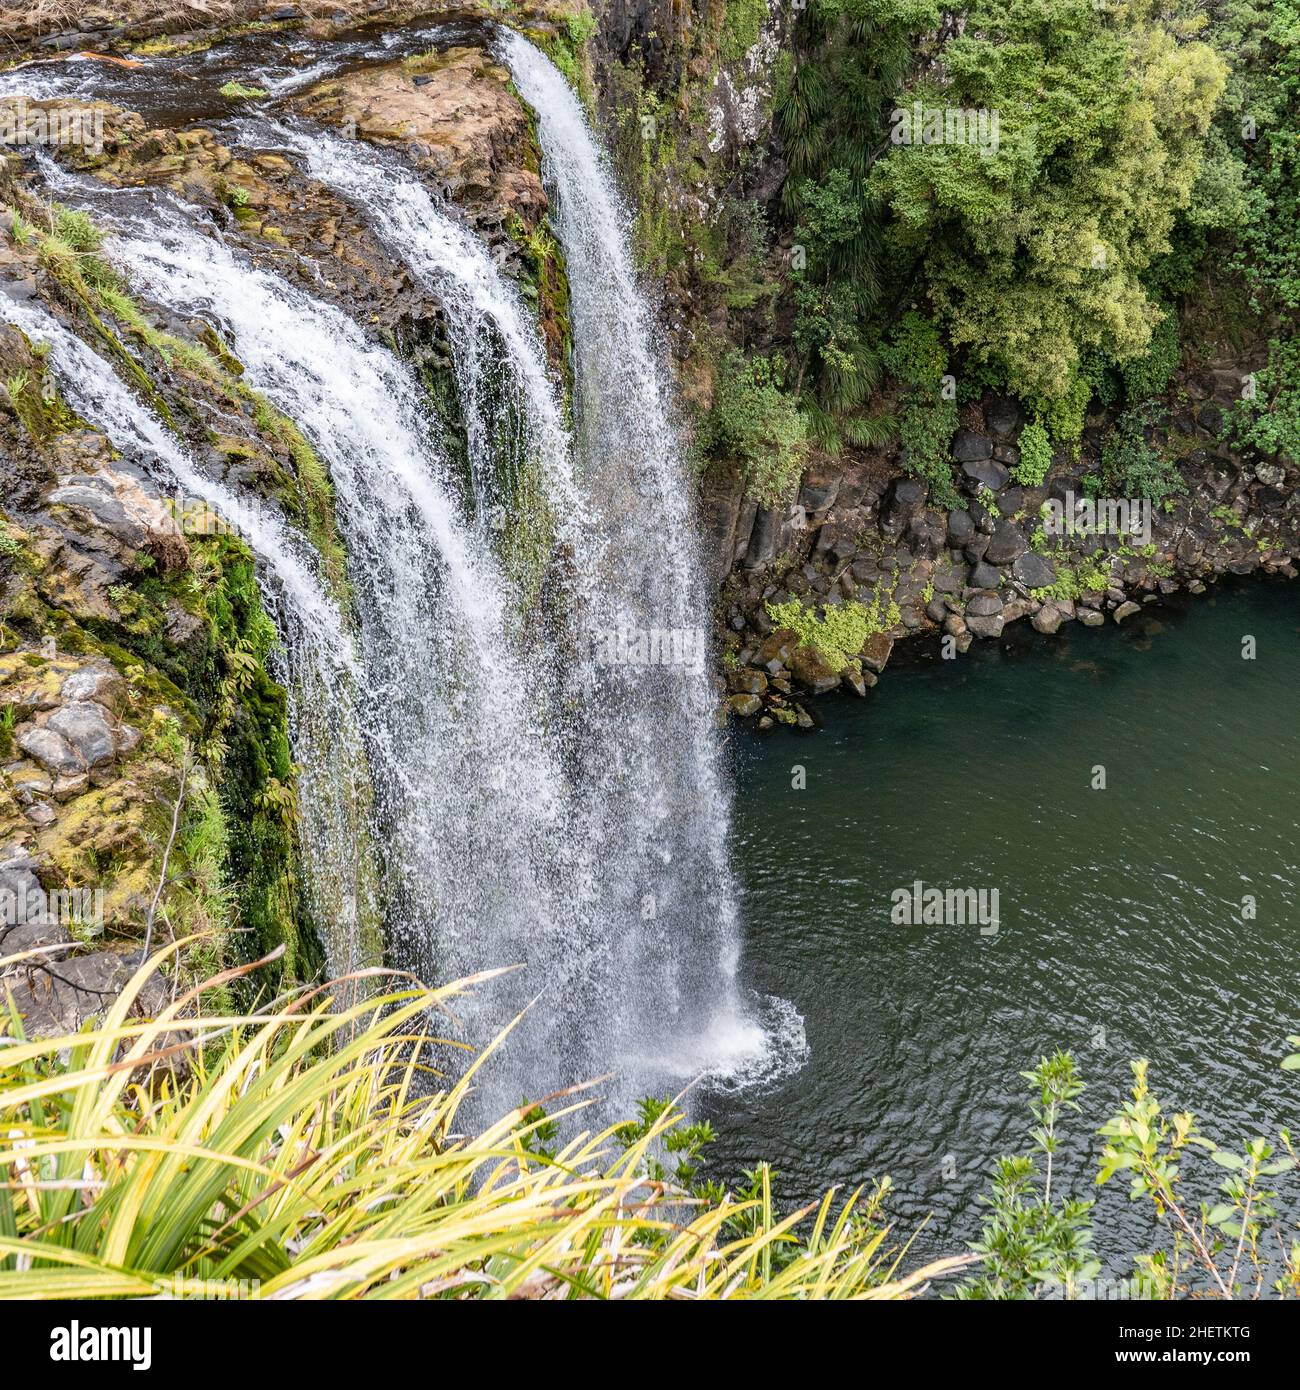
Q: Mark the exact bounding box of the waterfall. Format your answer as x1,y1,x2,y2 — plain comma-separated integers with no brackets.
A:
5,47,804,1112
0,292,373,975
88,194,587,1103
499,31,781,1081
279,115,781,1091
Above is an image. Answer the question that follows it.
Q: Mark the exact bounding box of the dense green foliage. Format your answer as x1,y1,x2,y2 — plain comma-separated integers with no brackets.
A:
697,0,1298,502
698,352,808,505
880,311,959,503
0,959,961,1300
1089,404,1188,505
871,0,1223,403
767,592,900,670
1014,420,1054,488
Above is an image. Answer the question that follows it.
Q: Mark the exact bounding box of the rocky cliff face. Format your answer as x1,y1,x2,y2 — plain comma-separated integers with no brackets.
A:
709,380,1299,727
1,8,579,1035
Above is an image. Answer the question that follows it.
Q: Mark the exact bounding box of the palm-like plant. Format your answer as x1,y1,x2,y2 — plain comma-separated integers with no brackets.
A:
775,0,927,445
0,941,968,1300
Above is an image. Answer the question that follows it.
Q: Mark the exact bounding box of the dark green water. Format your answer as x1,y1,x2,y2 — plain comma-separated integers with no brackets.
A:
707,579,1300,1271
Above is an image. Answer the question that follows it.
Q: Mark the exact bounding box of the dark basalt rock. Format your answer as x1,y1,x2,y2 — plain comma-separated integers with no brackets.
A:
986,519,1029,565
953,429,994,463
1012,552,1058,588
997,487,1025,517
880,483,926,544
946,509,974,546
986,396,1024,437
966,591,1004,618
961,458,1010,491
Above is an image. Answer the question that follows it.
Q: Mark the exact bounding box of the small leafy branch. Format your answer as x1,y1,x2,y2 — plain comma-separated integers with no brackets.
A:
958,1052,1100,1299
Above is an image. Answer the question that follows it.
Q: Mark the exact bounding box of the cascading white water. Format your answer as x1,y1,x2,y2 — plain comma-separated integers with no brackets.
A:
498,31,799,1083
0,292,373,975
5,39,803,1107
280,115,784,1091
86,195,591,1103
267,122,579,518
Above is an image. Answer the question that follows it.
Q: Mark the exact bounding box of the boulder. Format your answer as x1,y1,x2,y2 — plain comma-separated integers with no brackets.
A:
60,665,127,715
840,664,868,697
986,396,1024,437
15,725,82,777
727,693,762,718
997,487,1025,517
1012,552,1058,589
970,562,1002,590
966,611,1005,639
966,592,1004,618
985,520,1029,565
789,645,842,694
728,667,768,696
1114,601,1142,623
46,702,117,768
952,429,993,463
882,478,926,538
1032,604,1064,635
961,458,1010,492
947,509,975,545
0,951,168,1039
931,560,968,594
757,628,797,671
858,631,894,674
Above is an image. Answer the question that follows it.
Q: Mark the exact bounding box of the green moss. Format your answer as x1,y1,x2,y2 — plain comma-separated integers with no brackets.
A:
219,82,269,101
94,280,350,600
177,536,319,982
3,363,76,443
719,0,768,63
532,13,597,103
767,593,900,672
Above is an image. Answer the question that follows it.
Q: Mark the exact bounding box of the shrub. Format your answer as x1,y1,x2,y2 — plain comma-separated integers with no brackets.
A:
962,1044,1300,1300
700,352,808,506
1014,420,1053,487
1120,306,1180,405
1225,336,1300,465
882,313,960,506
767,592,900,671
1091,404,1188,505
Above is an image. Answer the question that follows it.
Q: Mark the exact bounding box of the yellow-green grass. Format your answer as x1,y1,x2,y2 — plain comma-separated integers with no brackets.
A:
0,940,969,1299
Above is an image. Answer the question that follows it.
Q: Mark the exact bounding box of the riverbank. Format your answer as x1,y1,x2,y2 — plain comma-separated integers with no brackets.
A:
712,384,1298,729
